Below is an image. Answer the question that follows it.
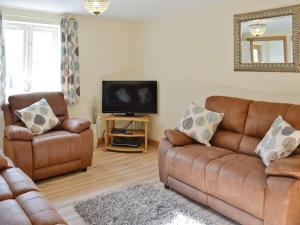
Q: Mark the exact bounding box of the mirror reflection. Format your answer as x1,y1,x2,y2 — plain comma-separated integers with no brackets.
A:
241,15,293,64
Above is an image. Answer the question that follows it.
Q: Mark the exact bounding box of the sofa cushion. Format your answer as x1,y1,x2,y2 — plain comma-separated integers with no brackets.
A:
1,168,38,198
165,144,233,192
177,103,224,146
206,96,252,134
16,191,66,225
15,98,60,135
240,101,300,156
0,175,13,201
206,154,266,219
205,96,252,152
0,199,32,225
245,101,291,139
32,131,81,169
210,130,243,153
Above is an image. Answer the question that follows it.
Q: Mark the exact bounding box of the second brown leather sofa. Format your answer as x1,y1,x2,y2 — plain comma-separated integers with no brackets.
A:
0,153,67,225
159,96,300,225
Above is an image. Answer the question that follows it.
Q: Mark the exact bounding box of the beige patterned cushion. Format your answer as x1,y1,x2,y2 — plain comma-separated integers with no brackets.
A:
177,103,224,146
255,116,300,166
15,98,59,135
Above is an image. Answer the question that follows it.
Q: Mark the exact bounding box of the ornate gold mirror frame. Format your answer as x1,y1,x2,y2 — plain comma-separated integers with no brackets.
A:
234,5,300,72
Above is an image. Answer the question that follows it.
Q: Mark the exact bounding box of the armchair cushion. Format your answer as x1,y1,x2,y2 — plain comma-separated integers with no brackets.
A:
164,129,195,146
266,155,300,179
15,98,59,135
61,118,91,133
5,125,34,141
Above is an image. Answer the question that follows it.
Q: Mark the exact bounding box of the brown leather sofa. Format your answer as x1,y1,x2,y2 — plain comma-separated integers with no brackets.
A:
2,92,93,181
159,96,300,225
0,153,67,225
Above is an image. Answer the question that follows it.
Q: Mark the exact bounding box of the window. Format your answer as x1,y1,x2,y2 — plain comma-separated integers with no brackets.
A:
3,21,61,97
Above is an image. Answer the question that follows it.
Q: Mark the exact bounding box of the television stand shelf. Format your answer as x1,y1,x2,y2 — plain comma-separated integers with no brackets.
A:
101,115,150,153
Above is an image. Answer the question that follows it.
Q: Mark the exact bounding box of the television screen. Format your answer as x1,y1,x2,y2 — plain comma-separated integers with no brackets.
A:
102,81,157,115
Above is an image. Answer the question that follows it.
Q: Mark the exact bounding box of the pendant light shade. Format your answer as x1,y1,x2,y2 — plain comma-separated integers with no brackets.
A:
84,0,111,15
248,24,267,37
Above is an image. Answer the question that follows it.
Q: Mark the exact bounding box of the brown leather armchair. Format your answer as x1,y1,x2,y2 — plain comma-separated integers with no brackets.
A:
2,92,94,181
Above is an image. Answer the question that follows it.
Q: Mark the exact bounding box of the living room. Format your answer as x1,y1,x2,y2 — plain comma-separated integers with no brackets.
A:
1,0,300,225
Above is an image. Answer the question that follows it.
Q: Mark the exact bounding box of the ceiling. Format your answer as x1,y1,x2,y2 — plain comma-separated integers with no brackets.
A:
0,0,233,20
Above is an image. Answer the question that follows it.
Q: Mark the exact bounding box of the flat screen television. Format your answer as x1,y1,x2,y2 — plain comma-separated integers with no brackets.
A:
102,81,157,115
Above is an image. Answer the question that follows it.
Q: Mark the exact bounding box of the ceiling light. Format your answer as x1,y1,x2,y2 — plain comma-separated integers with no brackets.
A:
248,24,267,37
84,0,111,15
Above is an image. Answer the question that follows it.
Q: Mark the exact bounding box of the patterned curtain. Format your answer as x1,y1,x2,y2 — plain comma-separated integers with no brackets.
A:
60,17,80,105
0,13,6,107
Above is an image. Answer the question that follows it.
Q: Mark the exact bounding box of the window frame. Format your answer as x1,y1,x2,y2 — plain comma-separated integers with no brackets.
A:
3,20,61,95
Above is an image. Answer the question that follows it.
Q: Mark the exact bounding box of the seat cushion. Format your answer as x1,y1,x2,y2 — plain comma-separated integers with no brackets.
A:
0,167,38,202
16,191,66,225
33,131,81,169
0,175,13,201
1,168,38,199
0,199,32,225
165,144,233,192
206,154,266,219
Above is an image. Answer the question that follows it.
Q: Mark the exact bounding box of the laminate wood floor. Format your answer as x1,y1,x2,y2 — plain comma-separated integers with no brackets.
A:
37,146,237,225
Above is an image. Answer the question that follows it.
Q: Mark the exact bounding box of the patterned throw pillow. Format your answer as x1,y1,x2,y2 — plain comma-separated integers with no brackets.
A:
255,116,300,166
177,103,224,146
15,98,59,135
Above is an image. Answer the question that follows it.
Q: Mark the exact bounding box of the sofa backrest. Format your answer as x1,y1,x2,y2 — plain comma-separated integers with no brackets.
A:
3,92,68,127
206,96,251,153
206,96,300,157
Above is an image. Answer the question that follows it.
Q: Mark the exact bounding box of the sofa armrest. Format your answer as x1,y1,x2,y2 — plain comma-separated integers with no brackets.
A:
0,153,14,170
164,129,194,146
264,176,300,225
5,125,34,141
61,118,91,133
265,155,300,179
158,138,174,185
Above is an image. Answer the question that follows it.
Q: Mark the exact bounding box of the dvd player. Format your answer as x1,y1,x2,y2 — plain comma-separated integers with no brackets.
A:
112,137,142,148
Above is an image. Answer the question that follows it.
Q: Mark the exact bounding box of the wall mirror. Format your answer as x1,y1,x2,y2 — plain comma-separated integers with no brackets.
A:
234,5,300,72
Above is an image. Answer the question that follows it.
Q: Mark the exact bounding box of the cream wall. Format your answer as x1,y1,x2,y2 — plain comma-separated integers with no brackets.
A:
132,0,300,141
68,15,134,119
0,10,134,148
2,0,300,146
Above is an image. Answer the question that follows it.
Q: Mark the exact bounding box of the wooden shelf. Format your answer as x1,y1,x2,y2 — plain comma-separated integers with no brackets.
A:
102,115,150,122
107,129,145,137
101,115,150,154
106,144,146,153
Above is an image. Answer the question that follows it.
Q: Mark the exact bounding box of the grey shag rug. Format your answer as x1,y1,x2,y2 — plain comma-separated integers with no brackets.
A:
74,183,218,225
